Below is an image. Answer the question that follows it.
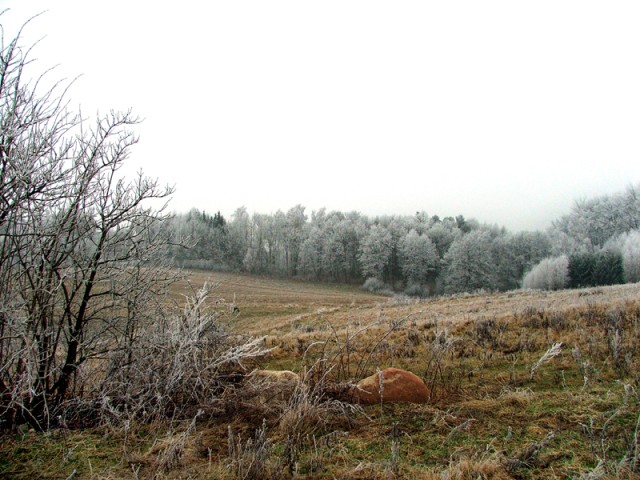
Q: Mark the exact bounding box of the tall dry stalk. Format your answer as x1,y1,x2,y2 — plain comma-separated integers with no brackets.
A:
56,284,272,427
529,342,563,381
228,418,272,479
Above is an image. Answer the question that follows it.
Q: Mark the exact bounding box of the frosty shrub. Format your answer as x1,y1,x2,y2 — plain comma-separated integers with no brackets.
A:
363,277,393,295
66,285,272,427
621,230,640,283
522,256,569,290
404,282,429,298
607,230,640,283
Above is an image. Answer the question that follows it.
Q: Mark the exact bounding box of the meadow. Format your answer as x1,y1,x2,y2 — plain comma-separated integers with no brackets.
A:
2,271,640,479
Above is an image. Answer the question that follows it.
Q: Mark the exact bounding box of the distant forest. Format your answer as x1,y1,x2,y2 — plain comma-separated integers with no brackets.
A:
161,184,640,296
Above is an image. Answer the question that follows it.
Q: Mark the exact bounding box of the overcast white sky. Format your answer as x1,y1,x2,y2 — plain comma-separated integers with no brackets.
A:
2,1,639,232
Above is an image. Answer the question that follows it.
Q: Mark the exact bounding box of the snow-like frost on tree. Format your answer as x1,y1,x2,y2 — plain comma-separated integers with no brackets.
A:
399,229,438,285
443,230,498,294
358,225,393,281
521,256,569,290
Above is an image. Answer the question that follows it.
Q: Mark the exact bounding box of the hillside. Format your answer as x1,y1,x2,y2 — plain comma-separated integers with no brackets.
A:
177,271,640,330
2,272,640,479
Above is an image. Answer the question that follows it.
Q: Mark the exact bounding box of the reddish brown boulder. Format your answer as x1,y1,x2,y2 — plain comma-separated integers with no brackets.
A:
247,369,301,402
351,367,429,404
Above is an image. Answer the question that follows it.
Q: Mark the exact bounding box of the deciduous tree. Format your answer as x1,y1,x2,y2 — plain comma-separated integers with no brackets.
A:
399,229,438,285
359,225,392,281
0,21,174,429
442,230,497,294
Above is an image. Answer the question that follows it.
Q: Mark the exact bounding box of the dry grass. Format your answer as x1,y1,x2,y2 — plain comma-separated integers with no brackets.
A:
3,272,640,479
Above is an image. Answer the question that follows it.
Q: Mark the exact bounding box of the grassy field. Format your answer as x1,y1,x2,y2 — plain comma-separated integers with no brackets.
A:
169,270,386,335
2,271,640,479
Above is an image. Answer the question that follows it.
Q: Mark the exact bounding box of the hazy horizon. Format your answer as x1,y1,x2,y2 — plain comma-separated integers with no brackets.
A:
2,1,639,233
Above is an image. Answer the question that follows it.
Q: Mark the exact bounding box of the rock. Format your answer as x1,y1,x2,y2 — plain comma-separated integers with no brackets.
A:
351,367,429,404
248,369,300,402
250,369,299,384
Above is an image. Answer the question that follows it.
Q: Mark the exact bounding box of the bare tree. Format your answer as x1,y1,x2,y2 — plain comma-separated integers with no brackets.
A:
0,18,175,429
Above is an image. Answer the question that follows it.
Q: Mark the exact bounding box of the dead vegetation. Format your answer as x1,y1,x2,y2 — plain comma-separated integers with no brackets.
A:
2,273,640,479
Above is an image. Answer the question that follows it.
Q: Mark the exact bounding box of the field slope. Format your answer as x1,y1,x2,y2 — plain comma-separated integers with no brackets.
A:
2,272,640,479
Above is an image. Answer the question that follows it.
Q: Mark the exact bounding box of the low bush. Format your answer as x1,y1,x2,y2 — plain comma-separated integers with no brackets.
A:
56,284,271,428
522,255,569,290
404,282,430,298
363,277,393,295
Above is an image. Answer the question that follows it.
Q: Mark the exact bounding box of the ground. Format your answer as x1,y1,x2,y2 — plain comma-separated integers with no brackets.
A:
2,271,640,479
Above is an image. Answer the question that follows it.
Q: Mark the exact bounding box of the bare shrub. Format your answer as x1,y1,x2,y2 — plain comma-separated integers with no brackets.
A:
473,317,503,348
300,310,419,388
519,305,546,329
57,284,272,427
572,346,594,389
425,329,460,399
0,19,180,431
387,421,401,477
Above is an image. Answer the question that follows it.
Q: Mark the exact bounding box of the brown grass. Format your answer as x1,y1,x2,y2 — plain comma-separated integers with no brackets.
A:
3,272,640,479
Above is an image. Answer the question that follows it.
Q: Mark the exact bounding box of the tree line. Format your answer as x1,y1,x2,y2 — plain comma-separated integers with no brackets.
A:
160,185,640,295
